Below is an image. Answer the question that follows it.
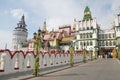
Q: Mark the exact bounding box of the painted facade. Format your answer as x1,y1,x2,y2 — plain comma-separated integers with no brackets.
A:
74,6,120,57
0,49,88,75
74,6,98,57
28,23,75,52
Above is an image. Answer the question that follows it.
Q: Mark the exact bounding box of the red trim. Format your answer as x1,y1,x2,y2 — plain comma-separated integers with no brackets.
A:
27,66,31,68
14,67,19,70
0,69,4,72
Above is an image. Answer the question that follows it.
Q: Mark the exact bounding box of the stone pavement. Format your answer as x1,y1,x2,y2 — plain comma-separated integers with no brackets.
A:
26,58,120,80
0,61,84,80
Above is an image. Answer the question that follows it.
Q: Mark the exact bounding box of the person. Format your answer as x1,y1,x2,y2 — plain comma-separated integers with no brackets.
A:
105,52,107,59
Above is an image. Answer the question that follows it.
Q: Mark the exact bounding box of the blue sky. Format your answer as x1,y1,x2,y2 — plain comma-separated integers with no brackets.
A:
0,0,120,49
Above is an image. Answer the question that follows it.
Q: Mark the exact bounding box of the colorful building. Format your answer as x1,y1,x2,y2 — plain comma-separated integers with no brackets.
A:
28,21,75,52
74,6,120,58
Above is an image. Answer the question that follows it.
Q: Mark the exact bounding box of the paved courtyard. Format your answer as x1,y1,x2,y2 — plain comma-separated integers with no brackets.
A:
28,58,120,80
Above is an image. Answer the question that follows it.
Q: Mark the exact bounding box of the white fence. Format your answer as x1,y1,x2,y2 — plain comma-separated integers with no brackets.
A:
0,49,91,75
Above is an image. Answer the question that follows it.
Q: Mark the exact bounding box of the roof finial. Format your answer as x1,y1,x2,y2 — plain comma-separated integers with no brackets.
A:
21,14,24,20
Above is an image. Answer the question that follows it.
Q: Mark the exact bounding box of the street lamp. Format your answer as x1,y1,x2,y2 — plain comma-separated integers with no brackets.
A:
33,29,42,77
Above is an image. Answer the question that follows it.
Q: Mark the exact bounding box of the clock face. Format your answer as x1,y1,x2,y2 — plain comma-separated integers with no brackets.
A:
85,11,90,15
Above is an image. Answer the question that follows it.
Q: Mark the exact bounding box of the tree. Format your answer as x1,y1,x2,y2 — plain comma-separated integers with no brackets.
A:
69,45,74,67
33,31,42,77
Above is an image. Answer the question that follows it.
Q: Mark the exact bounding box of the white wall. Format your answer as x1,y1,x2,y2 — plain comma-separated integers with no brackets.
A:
0,49,91,75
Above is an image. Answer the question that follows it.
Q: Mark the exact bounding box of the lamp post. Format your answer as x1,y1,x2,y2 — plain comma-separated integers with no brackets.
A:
94,46,98,59
116,44,120,60
83,43,86,62
33,29,42,77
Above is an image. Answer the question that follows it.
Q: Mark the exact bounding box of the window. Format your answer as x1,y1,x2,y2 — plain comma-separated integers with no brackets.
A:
113,33,115,38
80,34,82,39
102,41,104,46
113,41,116,45
91,26,93,29
83,34,85,38
106,41,108,46
87,41,89,46
84,42,86,46
110,41,112,46
83,27,85,30
87,27,89,30
90,41,92,45
109,34,111,38
87,34,89,38
80,42,82,45
98,35,101,39
102,34,104,39
105,34,107,39
79,28,81,30
104,41,106,46
90,33,92,38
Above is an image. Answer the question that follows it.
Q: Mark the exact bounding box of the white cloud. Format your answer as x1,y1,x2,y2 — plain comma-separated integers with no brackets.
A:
0,30,12,49
10,8,28,19
22,0,83,30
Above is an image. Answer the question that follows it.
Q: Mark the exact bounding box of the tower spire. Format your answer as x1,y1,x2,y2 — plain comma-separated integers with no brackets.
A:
16,14,27,30
42,19,47,32
83,6,92,20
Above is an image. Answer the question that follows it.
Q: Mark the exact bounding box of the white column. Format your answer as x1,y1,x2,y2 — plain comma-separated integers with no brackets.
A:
0,54,6,71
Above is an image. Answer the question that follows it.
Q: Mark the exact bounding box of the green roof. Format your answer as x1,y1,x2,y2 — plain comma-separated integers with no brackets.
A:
83,6,92,20
84,6,90,12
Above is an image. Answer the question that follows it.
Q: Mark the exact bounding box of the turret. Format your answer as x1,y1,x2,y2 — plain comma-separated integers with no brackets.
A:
12,15,28,50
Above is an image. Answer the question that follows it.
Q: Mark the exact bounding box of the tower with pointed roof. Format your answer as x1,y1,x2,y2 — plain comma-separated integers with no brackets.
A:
74,6,98,55
12,15,28,50
41,20,47,32
83,6,92,20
